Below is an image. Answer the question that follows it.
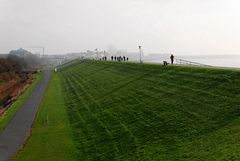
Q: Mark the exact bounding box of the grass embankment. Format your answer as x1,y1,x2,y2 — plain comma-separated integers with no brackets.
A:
16,61,240,161
0,73,43,131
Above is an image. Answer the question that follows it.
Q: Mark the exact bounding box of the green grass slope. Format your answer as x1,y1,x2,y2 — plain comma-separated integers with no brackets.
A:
16,61,240,161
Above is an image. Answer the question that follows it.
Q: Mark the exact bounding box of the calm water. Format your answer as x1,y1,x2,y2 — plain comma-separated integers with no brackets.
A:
144,55,240,68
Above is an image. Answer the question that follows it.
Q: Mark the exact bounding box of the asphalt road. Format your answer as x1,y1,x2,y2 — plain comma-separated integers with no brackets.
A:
0,69,52,161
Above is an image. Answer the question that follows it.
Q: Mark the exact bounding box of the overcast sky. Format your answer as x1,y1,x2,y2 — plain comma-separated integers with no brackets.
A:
1,0,240,55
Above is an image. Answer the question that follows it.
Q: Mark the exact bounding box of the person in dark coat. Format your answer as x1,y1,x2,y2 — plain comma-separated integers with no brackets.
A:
170,54,174,64
111,56,113,61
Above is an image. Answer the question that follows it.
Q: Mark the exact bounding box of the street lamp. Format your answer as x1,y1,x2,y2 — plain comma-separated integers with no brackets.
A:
139,46,142,64
95,48,98,59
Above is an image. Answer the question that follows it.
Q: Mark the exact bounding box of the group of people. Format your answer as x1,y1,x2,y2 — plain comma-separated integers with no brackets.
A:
111,56,129,62
99,56,129,62
100,56,107,61
99,54,175,65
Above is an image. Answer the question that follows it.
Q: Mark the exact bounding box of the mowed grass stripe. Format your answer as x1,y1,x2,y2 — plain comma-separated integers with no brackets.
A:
61,66,139,160
60,60,240,160
63,71,129,160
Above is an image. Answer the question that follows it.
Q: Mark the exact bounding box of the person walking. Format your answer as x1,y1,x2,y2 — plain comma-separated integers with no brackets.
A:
170,54,174,64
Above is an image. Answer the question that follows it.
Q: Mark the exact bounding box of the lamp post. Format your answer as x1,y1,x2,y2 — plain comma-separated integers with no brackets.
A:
139,46,142,64
95,48,98,60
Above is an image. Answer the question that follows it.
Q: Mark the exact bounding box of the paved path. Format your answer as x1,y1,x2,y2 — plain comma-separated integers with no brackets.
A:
0,69,52,161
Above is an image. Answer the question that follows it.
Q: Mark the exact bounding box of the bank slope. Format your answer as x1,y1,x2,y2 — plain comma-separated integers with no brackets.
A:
17,61,240,161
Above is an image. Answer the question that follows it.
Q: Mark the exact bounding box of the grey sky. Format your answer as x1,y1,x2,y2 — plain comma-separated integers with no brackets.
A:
1,0,240,55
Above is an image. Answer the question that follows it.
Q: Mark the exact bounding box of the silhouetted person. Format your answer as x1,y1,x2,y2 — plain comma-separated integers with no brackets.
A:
111,56,113,61
123,56,126,61
114,56,116,61
127,57,129,61
170,54,174,64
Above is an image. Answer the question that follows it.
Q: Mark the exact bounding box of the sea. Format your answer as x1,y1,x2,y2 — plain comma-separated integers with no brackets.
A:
143,54,240,68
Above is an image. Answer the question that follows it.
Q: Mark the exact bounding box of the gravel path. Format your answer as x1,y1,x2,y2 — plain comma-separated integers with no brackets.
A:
0,69,52,161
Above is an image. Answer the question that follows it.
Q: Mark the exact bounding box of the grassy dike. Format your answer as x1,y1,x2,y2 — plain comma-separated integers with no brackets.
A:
15,61,240,160
15,74,77,161
0,73,43,131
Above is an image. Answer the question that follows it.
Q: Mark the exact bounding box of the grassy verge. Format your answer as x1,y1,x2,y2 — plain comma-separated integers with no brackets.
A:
0,73,43,131
14,61,240,160
15,74,77,161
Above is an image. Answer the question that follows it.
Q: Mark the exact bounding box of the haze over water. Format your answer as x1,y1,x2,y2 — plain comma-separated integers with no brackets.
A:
144,54,240,68
178,55,240,68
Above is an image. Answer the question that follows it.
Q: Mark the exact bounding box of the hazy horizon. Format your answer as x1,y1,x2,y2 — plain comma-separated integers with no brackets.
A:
1,0,240,55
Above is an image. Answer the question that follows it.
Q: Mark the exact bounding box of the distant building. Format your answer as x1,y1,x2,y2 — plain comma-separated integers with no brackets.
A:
9,48,32,58
8,48,42,69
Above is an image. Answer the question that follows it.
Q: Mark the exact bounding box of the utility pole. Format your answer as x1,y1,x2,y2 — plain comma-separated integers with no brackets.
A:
42,46,45,58
139,45,142,64
29,46,45,58
95,48,98,60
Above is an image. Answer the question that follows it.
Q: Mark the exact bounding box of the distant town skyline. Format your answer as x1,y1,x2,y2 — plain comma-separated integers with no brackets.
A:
1,0,240,55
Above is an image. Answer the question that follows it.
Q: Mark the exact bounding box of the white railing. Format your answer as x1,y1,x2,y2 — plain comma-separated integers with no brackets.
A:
175,59,211,67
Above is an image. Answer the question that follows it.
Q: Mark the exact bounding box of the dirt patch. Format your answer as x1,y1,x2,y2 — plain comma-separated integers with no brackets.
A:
0,57,44,116
0,75,34,116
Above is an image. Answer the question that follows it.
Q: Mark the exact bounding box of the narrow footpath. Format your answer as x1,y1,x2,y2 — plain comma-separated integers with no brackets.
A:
0,69,52,161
